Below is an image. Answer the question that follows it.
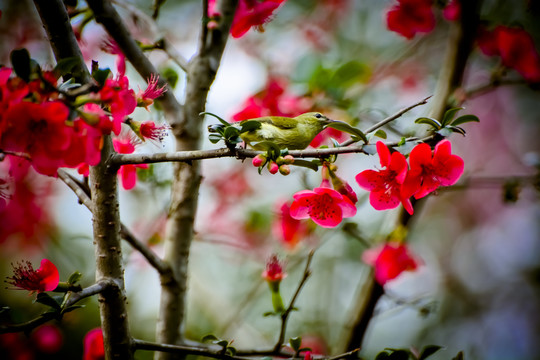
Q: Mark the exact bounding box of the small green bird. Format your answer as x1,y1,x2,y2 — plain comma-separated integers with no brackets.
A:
239,112,339,150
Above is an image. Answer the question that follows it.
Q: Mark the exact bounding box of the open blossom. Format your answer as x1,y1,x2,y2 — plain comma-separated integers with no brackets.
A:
386,0,435,40
362,242,420,285
262,254,286,282
402,140,464,199
290,187,357,228
112,138,148,190
137,74,167,110
31,324,63,354
6,259,59,294
477,25,540,83
99,75,137,135
355,141,412,215
273,200,312,250
83,328,105,360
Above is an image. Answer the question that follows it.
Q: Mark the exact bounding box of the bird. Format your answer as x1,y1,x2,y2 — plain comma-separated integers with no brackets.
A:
239,112,339,150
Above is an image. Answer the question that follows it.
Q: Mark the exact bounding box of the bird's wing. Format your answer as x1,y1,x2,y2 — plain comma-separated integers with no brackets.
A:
243,116,297,129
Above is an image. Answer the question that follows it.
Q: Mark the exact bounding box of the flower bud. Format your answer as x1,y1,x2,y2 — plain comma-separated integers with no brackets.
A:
268,161,279,174
253,154,266,167
283,155,295,164
279,164,290,175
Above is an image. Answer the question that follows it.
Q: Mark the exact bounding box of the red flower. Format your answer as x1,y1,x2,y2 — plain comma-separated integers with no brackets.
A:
355,141,412,214
273,201,312,249
442,0,460,22
262,254,286,282
137,74,167,110
290,187,357,228
476,25,500,57
402,140,464,199
112,138,148,190
0,101,73,175
362,242,419,285
386,0,435,40
230,0,287,38
497,26,540,83
99,75,136,135
130,120,170,144
31,324,63,354
83,328,105,360
6,259,59,294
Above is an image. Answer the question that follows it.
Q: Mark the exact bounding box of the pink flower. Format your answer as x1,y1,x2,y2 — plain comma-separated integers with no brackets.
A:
137,74,167,110
402,140,464,199
230,0,287,38
386,0,435,40
355,141,412,214
102,38,126,77
273,201,312,249
442,0,460,21
262,254,286,282
252,154,266,167
290,187,357,228
83,328,104,360
112,138,148,190
6,259,59,294
362,242,419,285
31,324,63,354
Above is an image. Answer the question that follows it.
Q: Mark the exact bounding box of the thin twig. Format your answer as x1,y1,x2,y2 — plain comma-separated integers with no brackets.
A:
363,96,432,134
464,78,527,100
273,250,315,353
0,280,111,334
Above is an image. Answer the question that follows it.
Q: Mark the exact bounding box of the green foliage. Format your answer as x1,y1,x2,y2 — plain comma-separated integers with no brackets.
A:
374,345,443,360
203,112,261,149
325,121,368,143
201,334,237,356
11,48,33,83
415,108,479,137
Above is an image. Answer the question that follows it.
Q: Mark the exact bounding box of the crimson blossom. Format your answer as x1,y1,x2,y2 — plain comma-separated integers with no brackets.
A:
6,259,59,294
273,200,312,250
289,187,357,228
386,0,435,40
355,141,413,215
112,138,148,190
262,254,287,283
362,242,420,285
402,140,464,199
83,328,105,360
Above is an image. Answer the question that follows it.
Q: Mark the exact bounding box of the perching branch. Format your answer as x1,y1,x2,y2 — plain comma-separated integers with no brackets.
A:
0,280,112,334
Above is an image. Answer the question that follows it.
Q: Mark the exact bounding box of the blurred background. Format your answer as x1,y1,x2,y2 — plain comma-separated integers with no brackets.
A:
0,0,539,359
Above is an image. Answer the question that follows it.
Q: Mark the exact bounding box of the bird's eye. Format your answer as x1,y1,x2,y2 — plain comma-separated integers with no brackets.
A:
315,113,323,118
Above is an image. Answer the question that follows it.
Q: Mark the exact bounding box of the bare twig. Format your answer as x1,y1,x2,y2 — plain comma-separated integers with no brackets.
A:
464,78,527,100
273,251,315,353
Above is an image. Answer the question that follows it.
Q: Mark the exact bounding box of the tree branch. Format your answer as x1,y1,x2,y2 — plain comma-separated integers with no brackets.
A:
0,280,111,334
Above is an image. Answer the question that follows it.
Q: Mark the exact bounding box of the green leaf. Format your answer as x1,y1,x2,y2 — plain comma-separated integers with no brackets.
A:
209,134,223,144
374,129,387,139
289,337,302,351
54,57,81,78
11,48,32,82
216,340,229,347
61,305,85,314
447,125,466,136
441,107,463,126
450,114,480,126
263,311,277,317
437,128,453,137
240,120,261,133
92,68,111,87
387,349,410,360
67,271,82,285
415,117,442,129
208,124,225,134
291,159,319,172
35,293,61,311
325,121,368,143
161,66,179,89
419,345,443,360
200,112,230,126
223,126,240,139
202,334,219,343
451,351,464,360
227,346,237,356
375,351,390,360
